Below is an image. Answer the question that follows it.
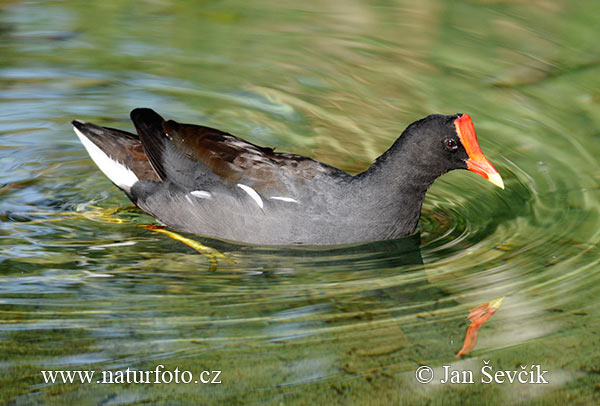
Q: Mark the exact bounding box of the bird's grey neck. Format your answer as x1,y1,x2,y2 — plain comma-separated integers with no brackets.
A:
348,141,439,238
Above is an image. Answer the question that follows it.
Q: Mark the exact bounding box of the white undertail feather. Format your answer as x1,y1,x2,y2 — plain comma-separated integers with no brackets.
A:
74,126,139,192
237,184,263,209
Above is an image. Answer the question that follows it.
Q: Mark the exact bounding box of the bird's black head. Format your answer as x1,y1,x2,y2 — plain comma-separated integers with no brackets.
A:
395,113,503,188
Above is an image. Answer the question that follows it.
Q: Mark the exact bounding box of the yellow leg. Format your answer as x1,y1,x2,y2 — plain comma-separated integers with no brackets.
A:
142,225,235,271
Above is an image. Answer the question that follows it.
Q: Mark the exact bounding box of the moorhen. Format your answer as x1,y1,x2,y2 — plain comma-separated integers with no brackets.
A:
72,109,503,245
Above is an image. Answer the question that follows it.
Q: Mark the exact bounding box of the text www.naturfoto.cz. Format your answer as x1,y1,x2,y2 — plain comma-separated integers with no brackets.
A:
41,365,222,385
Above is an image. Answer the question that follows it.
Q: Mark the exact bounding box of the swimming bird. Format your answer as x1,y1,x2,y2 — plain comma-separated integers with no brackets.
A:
72,108,503,245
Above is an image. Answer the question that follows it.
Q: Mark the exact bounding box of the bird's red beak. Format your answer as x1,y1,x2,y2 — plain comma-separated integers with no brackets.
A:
454,114,504,189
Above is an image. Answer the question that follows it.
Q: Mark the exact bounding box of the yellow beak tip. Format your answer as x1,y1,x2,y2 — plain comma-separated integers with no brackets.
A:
488,173,504,189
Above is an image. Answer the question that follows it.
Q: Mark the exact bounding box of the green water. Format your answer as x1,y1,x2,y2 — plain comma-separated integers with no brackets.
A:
1,0,599,404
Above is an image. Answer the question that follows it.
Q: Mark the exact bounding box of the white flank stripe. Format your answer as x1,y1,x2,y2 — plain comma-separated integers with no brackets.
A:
74,127,138,192
269,196,299,203
190,190,212,199
237,184,263,209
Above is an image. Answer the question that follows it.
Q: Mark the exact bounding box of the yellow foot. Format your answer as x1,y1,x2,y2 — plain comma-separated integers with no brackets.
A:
142,225,235,271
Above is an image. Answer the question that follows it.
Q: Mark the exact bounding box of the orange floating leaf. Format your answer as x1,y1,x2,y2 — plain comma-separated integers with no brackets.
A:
456,297,504,357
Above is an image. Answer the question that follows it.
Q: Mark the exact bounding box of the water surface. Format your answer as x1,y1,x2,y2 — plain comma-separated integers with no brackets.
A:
1,0,599,404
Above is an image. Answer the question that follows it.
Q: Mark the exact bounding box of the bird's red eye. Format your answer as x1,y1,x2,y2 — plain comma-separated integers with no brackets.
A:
444,138,458,151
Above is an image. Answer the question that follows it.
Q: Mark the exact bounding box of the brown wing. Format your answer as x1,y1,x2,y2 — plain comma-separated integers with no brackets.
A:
131,108,346,192
163,120,330,187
